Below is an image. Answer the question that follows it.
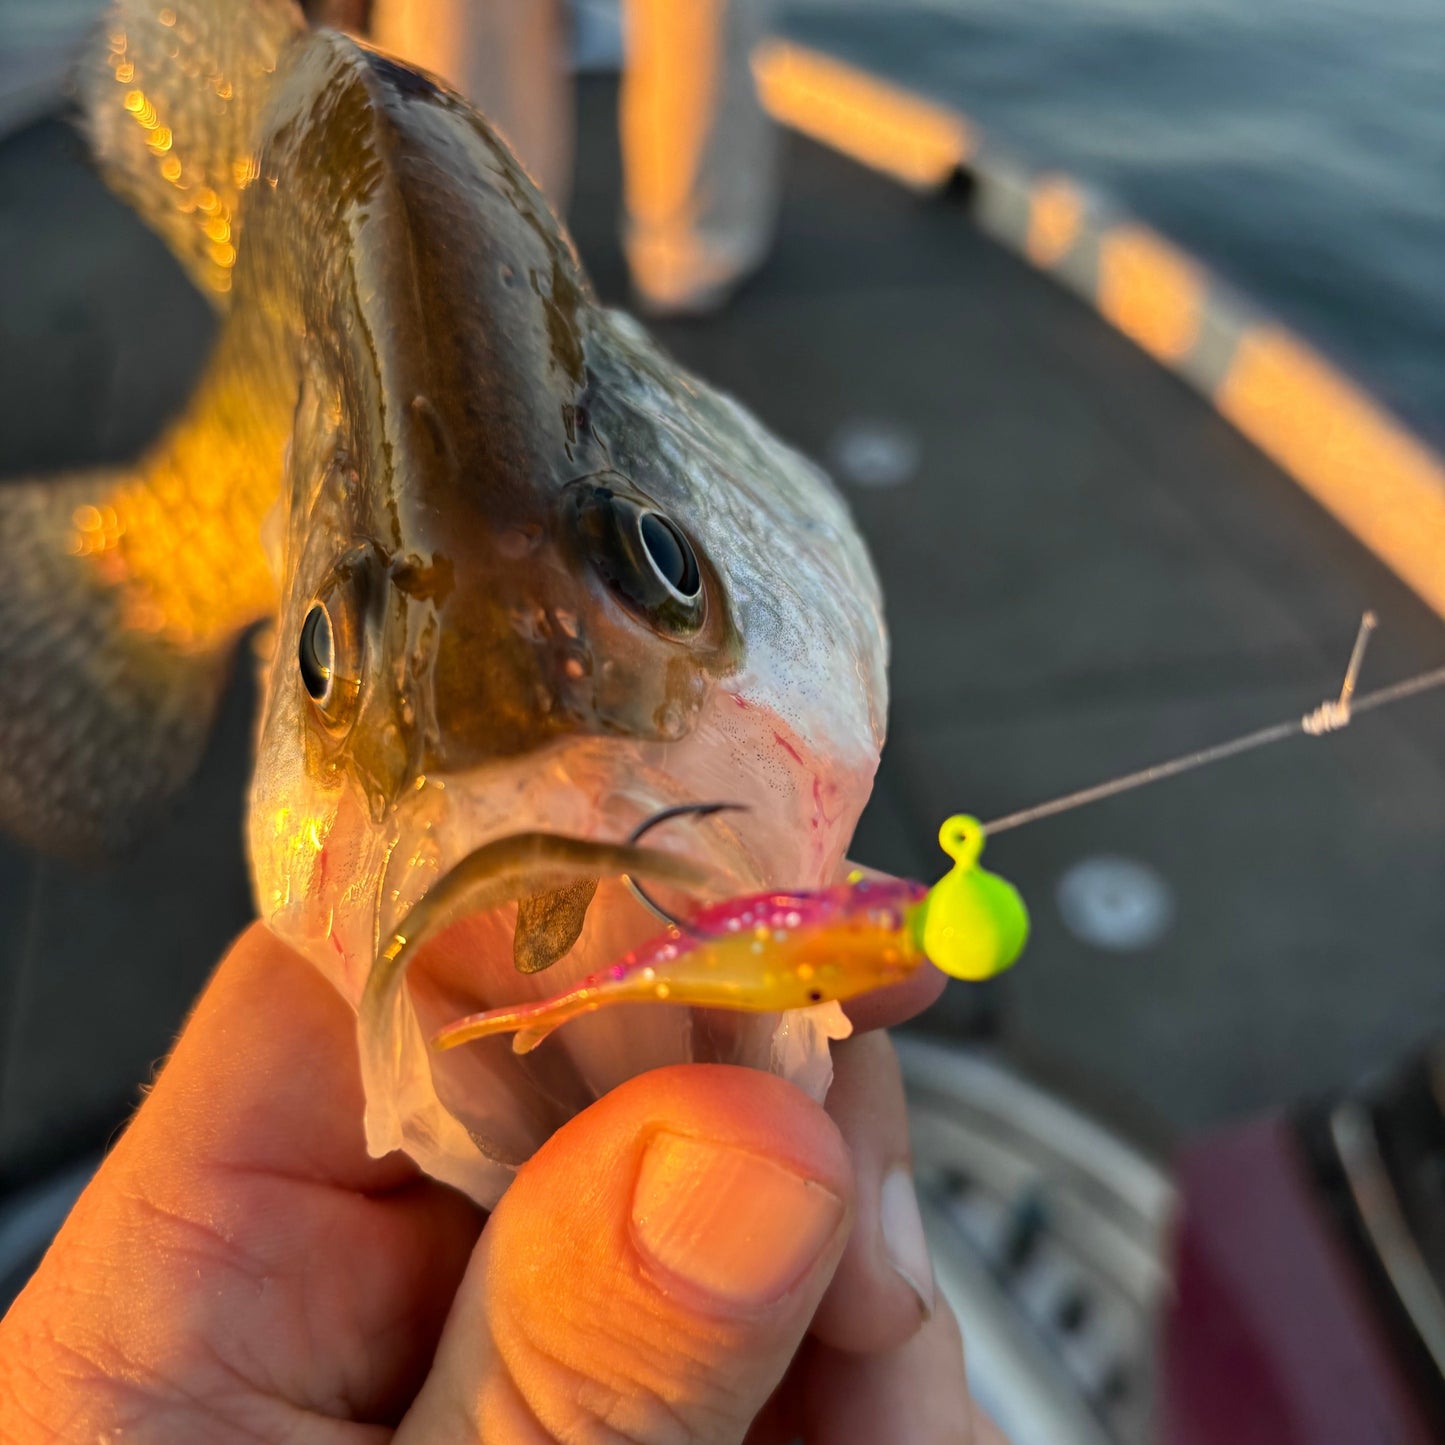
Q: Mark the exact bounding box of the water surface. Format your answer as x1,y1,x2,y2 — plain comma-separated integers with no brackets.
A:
786,0,1445,446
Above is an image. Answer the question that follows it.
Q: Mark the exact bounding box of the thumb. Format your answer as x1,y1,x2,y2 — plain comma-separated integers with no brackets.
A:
397,1064,853,1445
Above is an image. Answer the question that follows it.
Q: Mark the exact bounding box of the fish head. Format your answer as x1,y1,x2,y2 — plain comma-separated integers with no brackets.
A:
244,38,886,1202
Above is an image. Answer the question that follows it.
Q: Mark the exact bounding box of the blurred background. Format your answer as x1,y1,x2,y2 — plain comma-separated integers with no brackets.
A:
2,1,1444,1441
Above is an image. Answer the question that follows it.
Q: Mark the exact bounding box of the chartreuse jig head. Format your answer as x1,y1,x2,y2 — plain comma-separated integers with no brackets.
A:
906,814,1029,981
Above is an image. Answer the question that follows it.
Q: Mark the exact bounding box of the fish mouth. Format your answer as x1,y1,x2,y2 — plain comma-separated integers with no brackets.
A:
351,801,793,1183
358,805,755,1081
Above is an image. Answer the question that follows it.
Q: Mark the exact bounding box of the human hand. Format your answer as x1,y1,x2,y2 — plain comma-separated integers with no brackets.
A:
0,923,1004,1443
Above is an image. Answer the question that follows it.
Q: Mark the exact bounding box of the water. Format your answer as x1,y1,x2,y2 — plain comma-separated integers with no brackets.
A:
784,0,1445,449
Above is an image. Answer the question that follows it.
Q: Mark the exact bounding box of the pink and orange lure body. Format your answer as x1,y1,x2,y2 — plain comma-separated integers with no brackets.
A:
433,814,1029,1055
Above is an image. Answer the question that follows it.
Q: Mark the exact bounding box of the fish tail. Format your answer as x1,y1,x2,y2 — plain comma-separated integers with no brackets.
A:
0,474,239,858
79,0,305,303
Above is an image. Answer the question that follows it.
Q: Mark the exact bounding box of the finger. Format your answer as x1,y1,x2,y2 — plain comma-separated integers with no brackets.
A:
801,1298,977,1444
811,1029,935,1354
844,961,947,1032
2,924,479,1435
127,922,417,1188
740,1385,802,1445
397,1065,854,1445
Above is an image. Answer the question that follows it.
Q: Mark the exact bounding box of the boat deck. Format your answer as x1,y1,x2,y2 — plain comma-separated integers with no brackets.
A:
1,76,1442,1182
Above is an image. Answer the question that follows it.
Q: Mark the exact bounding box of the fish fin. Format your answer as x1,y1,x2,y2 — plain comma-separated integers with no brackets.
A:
0,476,237,859
78,0,305,304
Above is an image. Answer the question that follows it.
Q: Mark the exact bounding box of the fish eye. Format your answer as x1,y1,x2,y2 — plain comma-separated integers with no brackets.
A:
573,484,707,634
639,511,700,599
299,603,334,703
297,552,371,726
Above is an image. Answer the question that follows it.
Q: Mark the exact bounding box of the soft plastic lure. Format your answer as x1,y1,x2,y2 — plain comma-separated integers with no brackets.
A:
433,614,1445,1062
433,814,1029,1055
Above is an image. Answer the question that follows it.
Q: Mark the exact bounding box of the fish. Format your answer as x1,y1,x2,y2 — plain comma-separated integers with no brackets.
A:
427,815,1030,1056
0,0,888,1203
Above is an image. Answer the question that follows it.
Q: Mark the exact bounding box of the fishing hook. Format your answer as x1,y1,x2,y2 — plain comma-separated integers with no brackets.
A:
623,801,748,930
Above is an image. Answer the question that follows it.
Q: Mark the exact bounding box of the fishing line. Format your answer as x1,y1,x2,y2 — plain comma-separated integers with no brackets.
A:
983,613,1445,836
618,616,1444,913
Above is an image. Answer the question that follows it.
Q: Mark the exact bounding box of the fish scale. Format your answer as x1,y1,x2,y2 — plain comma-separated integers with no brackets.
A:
82,0,302,301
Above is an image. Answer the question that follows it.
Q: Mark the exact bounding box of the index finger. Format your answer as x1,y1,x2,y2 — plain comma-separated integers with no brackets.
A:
844,961,949,1032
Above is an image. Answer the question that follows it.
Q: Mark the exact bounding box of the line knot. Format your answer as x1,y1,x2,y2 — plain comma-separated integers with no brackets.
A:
1302,700,1351,736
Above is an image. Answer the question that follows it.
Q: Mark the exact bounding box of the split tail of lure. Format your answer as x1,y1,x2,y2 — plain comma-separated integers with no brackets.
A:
0,0,302,857
437,997,601,1057
435,961,709,1057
